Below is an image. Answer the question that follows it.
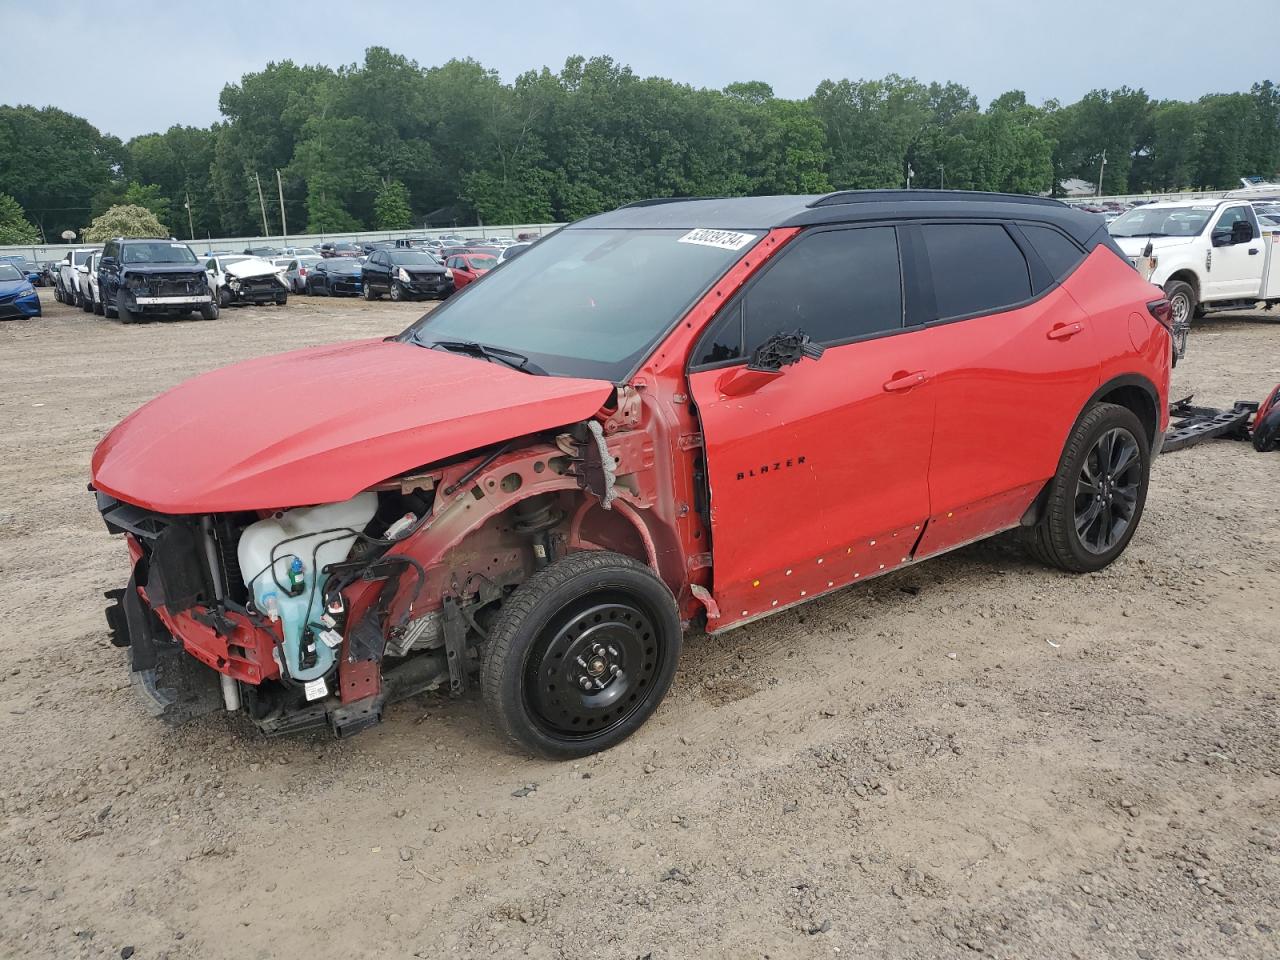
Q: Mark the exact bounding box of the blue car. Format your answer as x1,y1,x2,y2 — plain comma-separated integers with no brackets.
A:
0,261,41,319
0,255,41,286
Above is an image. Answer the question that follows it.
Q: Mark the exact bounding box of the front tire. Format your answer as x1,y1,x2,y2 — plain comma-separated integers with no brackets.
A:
390,280,406,301
1164,280,1196,330
80,290,93,313
1024,403,1150,573
482,550,682,759
198,301,219,320
116,289,139,324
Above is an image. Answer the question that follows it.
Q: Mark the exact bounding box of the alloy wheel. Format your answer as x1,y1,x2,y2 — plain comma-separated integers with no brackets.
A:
1073,427,1142,554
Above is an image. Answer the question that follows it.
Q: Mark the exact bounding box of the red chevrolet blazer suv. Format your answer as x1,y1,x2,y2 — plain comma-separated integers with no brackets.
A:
91,190,1172,758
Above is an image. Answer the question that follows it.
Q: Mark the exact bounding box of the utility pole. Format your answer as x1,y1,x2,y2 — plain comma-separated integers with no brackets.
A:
906,163,914,190
1096,150,1107,198
253,172,270,237
940,164,945,189
275,169,288,244
184,192,195,241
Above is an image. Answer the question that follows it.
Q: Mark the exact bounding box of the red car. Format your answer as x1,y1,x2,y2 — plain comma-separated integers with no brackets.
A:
92,190,1172,757
445,252,496,289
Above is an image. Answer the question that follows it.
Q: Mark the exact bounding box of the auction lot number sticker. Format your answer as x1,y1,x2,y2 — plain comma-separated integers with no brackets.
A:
678,228,758,251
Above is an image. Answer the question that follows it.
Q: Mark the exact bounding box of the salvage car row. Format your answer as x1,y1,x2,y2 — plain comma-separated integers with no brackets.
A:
24,234,536,321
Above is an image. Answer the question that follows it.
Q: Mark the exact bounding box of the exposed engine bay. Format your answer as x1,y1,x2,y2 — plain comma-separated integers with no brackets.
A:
94,391,696,740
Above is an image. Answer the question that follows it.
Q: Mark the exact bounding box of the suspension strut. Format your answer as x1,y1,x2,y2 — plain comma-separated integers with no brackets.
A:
513,495,562,570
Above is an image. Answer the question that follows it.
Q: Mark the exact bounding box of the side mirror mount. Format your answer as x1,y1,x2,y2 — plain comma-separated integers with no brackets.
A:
747,330,825,373
716,331,825,398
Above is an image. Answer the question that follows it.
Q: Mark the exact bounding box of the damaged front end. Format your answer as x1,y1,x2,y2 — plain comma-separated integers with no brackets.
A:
92,386,692,741
93,480,446,737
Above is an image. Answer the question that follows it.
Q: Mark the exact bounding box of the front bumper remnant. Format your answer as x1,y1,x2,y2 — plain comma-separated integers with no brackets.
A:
104,582,223,724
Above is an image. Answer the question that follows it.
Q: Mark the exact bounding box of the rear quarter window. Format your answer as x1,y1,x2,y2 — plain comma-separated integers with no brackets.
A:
921,223,1031,320
1021,223,1086,280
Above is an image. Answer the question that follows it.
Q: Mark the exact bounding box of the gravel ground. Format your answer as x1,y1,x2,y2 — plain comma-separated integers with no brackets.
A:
1,289,1278,960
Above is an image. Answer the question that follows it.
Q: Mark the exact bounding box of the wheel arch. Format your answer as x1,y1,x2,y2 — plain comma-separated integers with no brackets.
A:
1164,269,1200,299
1020,373,1160,527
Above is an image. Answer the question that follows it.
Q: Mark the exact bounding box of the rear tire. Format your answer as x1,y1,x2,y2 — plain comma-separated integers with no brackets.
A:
1023,403,1150,573
363,283,377,301
482,550,682,759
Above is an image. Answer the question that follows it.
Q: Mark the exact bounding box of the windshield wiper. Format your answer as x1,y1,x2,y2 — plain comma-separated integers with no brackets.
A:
426,339,547,375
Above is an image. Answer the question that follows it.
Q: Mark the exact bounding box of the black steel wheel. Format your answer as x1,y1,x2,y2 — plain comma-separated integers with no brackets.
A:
482,550,682,759
1023,402,1151,573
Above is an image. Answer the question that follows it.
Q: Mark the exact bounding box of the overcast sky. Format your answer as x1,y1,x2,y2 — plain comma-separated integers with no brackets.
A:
5,0,1274,140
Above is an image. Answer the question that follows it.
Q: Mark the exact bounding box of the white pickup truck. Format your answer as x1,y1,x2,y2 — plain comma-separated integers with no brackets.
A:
1109,200,1280,344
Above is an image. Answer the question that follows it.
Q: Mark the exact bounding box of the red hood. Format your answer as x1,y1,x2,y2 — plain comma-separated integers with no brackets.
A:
92,339,613,513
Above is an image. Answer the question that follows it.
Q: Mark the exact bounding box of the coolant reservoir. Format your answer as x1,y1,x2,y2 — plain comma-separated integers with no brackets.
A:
237,492,378,684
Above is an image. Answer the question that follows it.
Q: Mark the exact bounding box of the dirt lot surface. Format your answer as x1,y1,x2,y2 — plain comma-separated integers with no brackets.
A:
1,289,1278,960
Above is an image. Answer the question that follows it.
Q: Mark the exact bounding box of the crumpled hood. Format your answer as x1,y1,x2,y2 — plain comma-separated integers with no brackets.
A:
91,339,614,513
1113,235,1198,256
225,257,281,279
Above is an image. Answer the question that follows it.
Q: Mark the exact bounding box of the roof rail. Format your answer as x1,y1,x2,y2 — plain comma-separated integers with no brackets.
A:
616,196,726,209
808,189,1068,209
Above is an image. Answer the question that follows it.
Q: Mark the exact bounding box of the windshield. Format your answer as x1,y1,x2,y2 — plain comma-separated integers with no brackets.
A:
0,264,23,282
73,251,94,265
389,251,439,266
1109,207,1213,238
466,255,497,270
402,227,761,381
122,242,198,264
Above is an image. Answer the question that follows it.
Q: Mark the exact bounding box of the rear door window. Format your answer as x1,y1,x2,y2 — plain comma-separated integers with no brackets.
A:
921,223,1032,320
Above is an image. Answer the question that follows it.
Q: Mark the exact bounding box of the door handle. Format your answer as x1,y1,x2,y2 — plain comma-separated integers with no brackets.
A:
883,370,929,392
1248,248,1259,255
1046,322,1084,341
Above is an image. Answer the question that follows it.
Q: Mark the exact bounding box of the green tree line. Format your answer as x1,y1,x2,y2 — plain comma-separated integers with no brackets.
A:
1,49,1277,242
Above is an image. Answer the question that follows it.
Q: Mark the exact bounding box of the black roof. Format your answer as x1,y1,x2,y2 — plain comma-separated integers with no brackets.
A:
574,190,1104,245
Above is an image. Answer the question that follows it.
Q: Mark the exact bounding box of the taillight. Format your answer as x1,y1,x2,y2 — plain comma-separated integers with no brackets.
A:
299,267,307,276
1147,298,1173,333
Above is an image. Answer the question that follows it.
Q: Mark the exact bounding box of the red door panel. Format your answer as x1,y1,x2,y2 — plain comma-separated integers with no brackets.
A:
915,284,1099,559
689,330,935,630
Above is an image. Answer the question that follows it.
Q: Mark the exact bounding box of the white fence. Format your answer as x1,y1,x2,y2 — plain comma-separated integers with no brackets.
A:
0,223,566,264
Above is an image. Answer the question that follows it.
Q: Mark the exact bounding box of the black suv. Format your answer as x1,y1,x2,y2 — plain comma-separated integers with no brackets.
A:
98,238,217,323
361,249,454,301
